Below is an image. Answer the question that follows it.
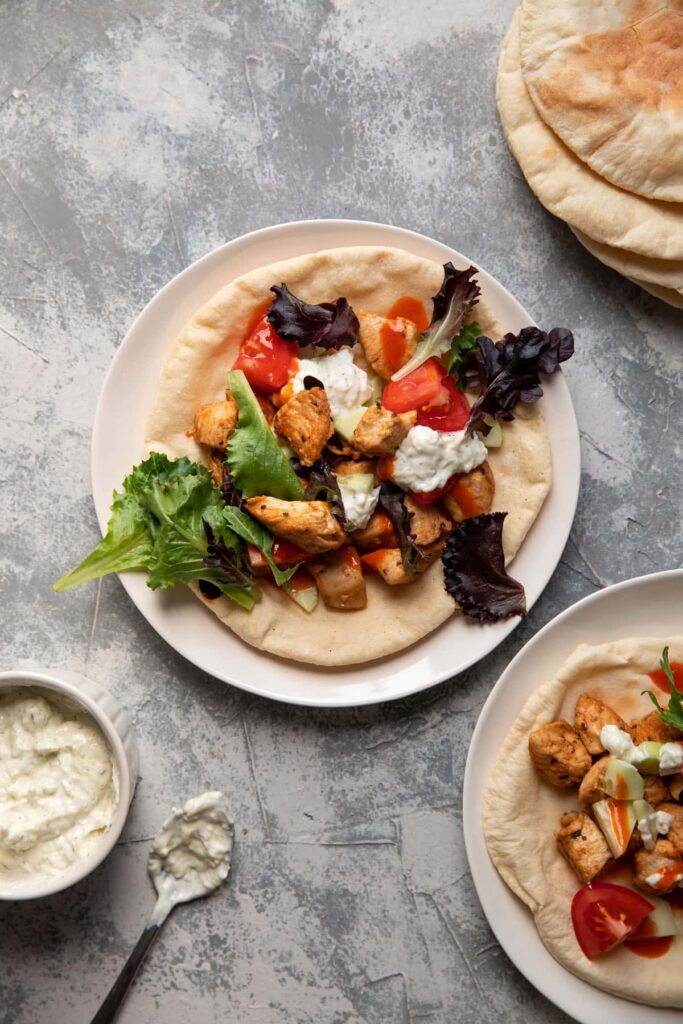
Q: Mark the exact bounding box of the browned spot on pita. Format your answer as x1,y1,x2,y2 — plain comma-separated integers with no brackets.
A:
534,6,683,142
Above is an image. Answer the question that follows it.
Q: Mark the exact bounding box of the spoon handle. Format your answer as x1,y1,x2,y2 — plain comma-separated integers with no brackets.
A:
89,922,161,1024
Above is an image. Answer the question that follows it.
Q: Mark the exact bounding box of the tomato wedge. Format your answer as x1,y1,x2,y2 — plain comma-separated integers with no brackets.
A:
571,883,654,960
246,539,309,577
382,357,444,413
407,473,459,505
232,314,298,393
382,357,470,432
416,372,470,432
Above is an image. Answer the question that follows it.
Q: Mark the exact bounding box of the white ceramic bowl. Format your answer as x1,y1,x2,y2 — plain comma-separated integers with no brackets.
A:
0,669,139,900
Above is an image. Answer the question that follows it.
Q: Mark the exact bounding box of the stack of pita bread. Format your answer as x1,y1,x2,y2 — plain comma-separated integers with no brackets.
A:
497,1,683,309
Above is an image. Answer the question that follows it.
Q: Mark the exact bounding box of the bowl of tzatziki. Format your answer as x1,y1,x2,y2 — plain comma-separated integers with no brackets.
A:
0,669,138,900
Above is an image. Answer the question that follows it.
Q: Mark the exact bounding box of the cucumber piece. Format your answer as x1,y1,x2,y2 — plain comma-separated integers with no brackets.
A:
333,407,366,442
631,893,677,940
593,798,637,858
638,741,663,774
339,473,375,494
604,759,644,800
288,585,318,614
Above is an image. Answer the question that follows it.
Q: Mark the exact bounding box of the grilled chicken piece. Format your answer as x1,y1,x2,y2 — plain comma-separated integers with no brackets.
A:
273,388,333,466
357,311,419,380
574,694,626,756
192,399,238,449
670,776,683,802
556,811,612,883
307,547,367,610
633,839,683,894
645,775,670,805
528,721,592,788
206,449,226,487
404,494,452,547
360,548,419,586
578,756,610,808
256,393,276,425
351,511,397,551
657,803,683,854
628,711,681,745
245,497,346,554
440,462,494,522
334,459,377,477
352,405,416,457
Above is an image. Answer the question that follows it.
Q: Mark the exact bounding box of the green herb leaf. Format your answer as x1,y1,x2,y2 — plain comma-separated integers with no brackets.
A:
223,506,300,588
446,320,482,387
226,370,305,500
642,646,683,733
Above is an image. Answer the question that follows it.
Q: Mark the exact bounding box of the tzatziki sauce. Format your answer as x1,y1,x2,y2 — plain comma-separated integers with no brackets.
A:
393,424,487,493
148,791,233,922
338,480,380,531
0,688,118,876
291,348,372,417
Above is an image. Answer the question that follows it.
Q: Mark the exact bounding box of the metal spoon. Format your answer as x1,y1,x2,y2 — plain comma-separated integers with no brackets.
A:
90,791,233,1024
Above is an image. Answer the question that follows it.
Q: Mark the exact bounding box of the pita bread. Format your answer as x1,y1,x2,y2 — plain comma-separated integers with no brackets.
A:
519,0,683,202
145,245,551,666
571,228,683,298
497,10,683,260
627,276,683,310
483,636,683,1007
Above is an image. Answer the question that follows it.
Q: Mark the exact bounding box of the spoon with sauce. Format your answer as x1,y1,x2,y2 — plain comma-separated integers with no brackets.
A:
90,791,233,1024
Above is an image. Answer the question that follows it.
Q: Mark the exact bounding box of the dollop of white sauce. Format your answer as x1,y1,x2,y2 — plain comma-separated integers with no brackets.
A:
600,724,646,766
659,742,683,776
0,689,118,876
148,791,233,921
338,481,380,531
291,348,372,417
637,810,673,851
393,425,487,493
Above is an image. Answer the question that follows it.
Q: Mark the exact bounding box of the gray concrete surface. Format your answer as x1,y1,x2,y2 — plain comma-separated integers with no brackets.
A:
0,1,681,1022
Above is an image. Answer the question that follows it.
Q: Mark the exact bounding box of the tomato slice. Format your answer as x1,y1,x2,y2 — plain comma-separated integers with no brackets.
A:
416,372,470,432
382,357,470,432
382,357,444,413
232,314,298,393
571,883,654,960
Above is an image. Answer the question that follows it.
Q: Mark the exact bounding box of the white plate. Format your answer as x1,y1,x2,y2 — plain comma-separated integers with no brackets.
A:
91,219,580,707
463,569,683,1023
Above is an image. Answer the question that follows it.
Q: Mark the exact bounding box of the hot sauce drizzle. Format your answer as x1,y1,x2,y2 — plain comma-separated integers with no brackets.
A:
386,296,429,331
379,297,430,375
649,661,683,694
624,935,674,958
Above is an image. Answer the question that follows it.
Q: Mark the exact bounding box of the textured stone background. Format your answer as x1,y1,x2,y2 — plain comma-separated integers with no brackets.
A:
0,1,681,1022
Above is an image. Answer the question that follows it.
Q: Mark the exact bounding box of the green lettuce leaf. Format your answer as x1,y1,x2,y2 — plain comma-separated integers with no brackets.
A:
54,453,259,610
223,506,300,587
226,370,305,500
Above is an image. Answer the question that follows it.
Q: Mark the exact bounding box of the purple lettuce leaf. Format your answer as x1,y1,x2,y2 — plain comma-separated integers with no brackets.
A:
267,283,359,350
442,512,526,622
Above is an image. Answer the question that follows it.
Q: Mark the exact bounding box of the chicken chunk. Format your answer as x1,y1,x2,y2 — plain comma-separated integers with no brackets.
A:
404,494,452,548
192,399,238,449
273,387,333,467
206,449,226,488
360,548,419,586
352,405,416,457
334,459,377,477
633,839,683,895
628,711,681,745
307,547,367,610
578,756,610,808
245,497,346,554
555,811,612,883
669,775,683,802
528,721,592,788
357,311,419,380
656,803,683,854
440,462,494,522
351,510,397,551
574,694,626,756
644,775,670,805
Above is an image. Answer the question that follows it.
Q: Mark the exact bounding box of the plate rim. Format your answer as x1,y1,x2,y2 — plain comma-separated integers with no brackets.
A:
90,217,580,707
463,567,683,1022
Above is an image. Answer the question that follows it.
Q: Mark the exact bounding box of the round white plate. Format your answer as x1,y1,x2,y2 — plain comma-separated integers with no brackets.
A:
91,219,580,707
463,569,683,1023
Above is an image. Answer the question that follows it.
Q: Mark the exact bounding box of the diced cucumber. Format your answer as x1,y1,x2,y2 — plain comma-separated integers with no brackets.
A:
288,585,318,613
333,407,366,442
638,741,663,774
339,473,375,494
604,759,644,800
